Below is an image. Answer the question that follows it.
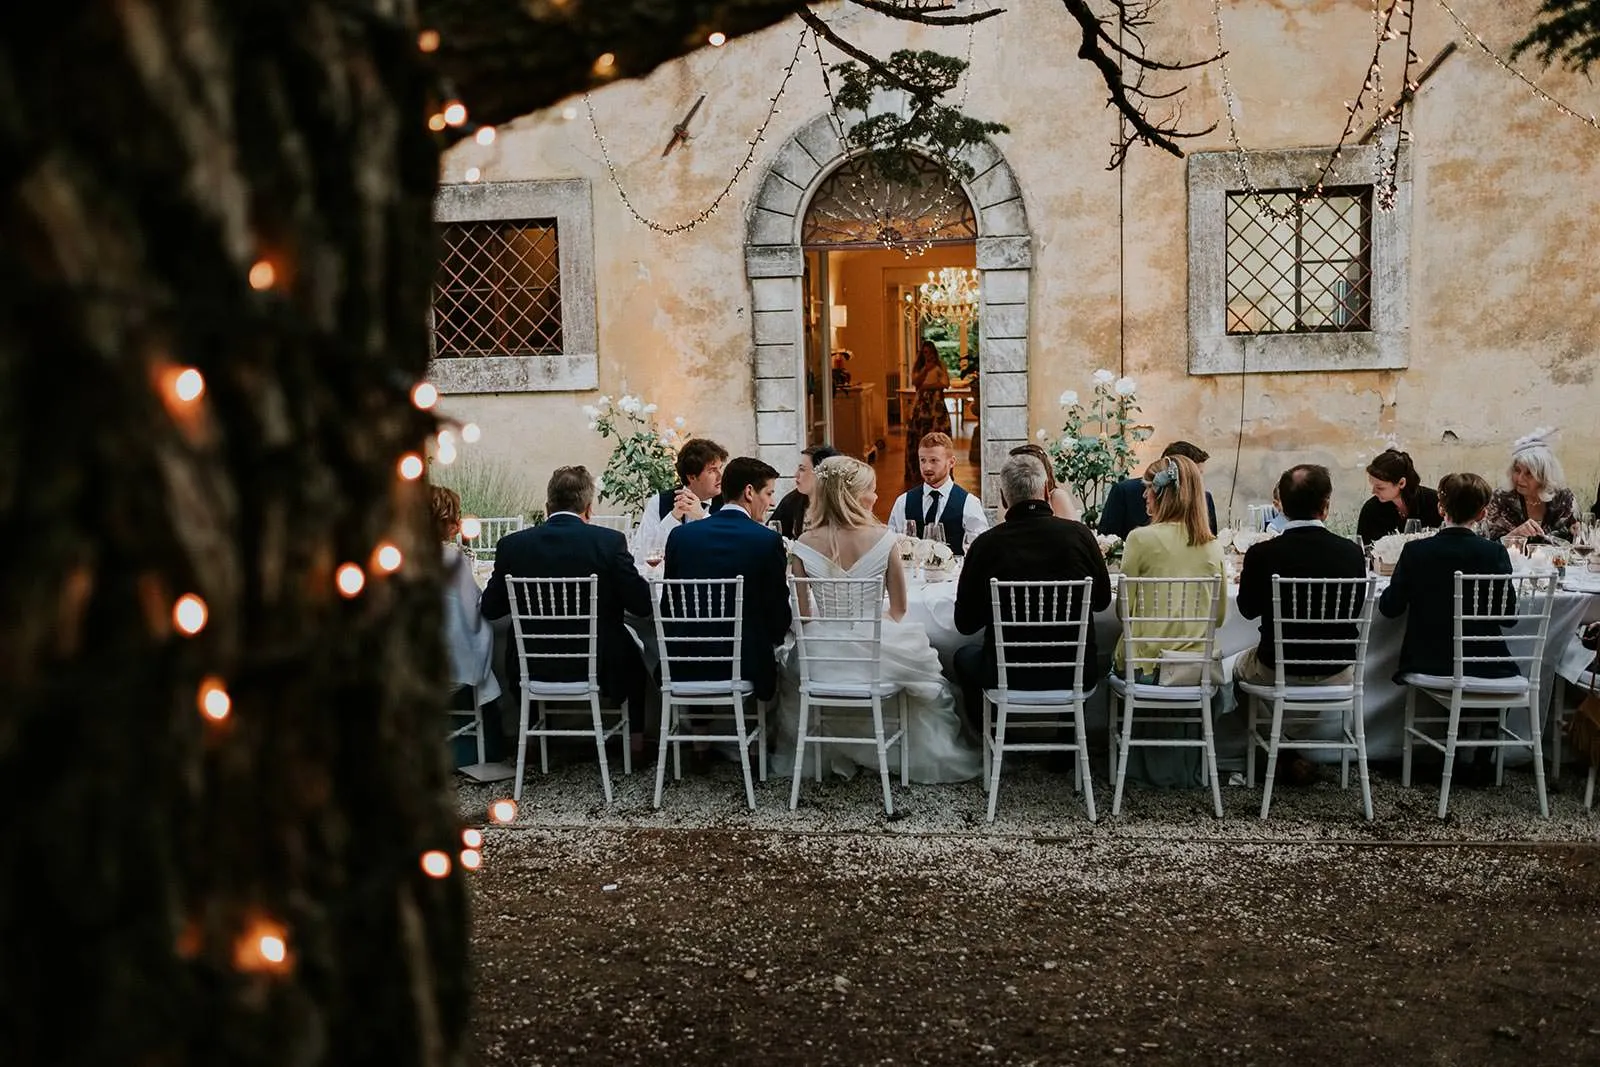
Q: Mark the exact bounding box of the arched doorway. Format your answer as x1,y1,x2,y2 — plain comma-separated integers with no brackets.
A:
744,111,1034,505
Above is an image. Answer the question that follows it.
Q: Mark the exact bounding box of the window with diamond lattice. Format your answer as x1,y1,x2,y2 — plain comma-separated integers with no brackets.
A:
1225,189,1372,335
433,219,562,357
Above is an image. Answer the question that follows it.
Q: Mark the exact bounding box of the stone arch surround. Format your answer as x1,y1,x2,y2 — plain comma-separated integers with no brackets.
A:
743,112,1033,504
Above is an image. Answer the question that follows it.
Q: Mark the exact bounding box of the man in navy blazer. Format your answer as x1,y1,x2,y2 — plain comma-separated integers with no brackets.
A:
1378,472,1518,680
1098,441,1218,539
662,456,791,701
481,465,654,749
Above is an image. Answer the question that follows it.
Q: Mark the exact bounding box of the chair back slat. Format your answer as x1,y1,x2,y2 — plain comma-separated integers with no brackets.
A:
989,578,1096,690
1449,572,1557,684
505,575,599,686
1116,576,1225,682
1267,575,1377,682
790,577,886,687
650,577,747,688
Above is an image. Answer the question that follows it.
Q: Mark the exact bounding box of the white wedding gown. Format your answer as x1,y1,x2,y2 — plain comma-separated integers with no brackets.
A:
772,530,981,784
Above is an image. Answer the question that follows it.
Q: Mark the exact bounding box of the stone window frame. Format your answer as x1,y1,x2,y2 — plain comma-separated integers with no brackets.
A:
429,179,598,393
1187,144,1411,375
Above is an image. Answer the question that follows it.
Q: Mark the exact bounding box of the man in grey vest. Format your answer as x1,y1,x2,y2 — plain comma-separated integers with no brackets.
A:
888,431,988,554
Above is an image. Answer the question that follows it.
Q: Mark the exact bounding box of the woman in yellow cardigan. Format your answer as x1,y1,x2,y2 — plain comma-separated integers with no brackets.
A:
1114,455,1228,788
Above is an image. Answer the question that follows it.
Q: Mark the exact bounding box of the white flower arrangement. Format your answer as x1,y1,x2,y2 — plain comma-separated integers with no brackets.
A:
1039,370,1153,526
586,393,686,516
1095,533,1123,559
1224,528,1278,554
1370,531,1426,567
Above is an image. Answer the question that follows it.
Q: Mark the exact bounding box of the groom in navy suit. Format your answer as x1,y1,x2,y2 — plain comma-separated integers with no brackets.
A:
662,456,791,701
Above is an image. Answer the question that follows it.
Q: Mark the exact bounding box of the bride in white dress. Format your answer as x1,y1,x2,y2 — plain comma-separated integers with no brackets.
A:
772,456,981,783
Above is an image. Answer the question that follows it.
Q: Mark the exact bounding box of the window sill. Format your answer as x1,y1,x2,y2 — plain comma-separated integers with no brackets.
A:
427,352,598,394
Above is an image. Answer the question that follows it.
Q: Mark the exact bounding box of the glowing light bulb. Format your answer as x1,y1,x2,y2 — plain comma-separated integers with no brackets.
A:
443,102,467,126
336,563,366,598
436,437,458,466
411,382,438,410
248,260,276,290
427,113,447,132
259,934,287,964
398,453,425,480
172,368,205,403
593,53,616,74
460,848,482,871
421,850,451,878
709,32,727,47
174,594,208,635
374,543,403,573
417,29,440,53
489,799,517,823
475,126,496,146
461,422,481,444
460,516,482,541
462,828,483,848
561,107,578,122
198,677,231,721
464,167,481,183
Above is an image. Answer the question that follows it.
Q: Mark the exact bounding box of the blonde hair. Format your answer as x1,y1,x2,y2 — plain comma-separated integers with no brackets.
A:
806,456,880,531
1144,455,1213,547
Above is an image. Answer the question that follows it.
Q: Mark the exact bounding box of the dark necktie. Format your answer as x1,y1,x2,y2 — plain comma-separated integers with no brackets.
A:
924,489,941,529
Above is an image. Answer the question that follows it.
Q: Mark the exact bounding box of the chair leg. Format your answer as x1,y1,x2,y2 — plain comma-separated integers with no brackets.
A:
1439,697,1462,820
733,698,756,811
1259,703,1285,821
1528,699,1550,819
1199,699,1223,819
1353,694,1374,822
1339,705,1350,791
871,696,894,817
1075,702,1097,823
1402,688,1416,788
982,695,993,790
789,696,810,811
1112,695,1137,818
513,691,531,803
652,699,672,809
986,702,1008,823
814,706,825,783
591,695,614,805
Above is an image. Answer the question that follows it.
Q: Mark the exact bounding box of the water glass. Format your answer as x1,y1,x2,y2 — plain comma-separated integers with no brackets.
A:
1403,519,1421,536
1504,534,1527,557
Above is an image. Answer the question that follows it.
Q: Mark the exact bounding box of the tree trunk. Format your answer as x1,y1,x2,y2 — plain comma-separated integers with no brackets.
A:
0,2,465,1062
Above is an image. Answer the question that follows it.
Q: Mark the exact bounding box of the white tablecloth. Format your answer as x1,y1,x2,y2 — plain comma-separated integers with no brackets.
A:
904,572,1600,764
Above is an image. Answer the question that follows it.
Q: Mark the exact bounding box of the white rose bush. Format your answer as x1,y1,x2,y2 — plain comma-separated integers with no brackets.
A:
1039,368,1153,525
587,393,684,516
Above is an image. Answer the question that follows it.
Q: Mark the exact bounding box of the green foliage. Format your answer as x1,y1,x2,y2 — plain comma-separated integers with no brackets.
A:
1513,0,1600,71
585,394,682,517
832,50,1009,182
1039,371,1154,525
919,318,979,375
430,453,544,524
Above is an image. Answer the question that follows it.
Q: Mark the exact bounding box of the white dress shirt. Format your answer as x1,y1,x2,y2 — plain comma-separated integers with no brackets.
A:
888,476,989,544
633,492,711,559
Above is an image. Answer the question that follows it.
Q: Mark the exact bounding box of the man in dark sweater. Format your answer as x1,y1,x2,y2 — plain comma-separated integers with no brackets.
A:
1235,464,1367,686
953,455,1112,728
1098,440,1218,539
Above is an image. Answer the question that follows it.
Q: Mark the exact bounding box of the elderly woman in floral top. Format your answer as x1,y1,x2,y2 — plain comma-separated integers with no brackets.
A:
1481,428,1580,542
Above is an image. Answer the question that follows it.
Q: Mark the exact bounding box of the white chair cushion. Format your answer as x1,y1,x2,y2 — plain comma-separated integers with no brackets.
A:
803,681,903,698
667,680,756,697
523,680,594,697
1400,673,1529,696
1106,674,1207,701
984,687,1095,706
1237,680,1357,701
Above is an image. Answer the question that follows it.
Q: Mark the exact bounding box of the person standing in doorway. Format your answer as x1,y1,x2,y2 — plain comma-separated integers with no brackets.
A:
904,340,949,486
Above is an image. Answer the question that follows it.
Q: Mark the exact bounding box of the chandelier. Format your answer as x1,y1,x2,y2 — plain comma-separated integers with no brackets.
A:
903,267,980,329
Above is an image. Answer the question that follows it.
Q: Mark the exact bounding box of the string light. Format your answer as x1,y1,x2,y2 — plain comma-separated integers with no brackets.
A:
420,850,451,878
443,101,468,127
427,113,448,132
411,382,438,410
489,799,517,823
234,919,290,973
198,676,231,721
170,367,205,403
592,52,616,75
335,563,366,597
373,543,403,573
248,260,276,290
460,516,482,541
464,166,481,183
585,26,808,235
709,32,727,47
460,848,483,870
418,29,440,53
435,434,458,465
1435,0,1600,132
475,126,496,146
460,422,482,444
561,107,577,122
462,828,483,848
398,453,424,480
173,594,208,636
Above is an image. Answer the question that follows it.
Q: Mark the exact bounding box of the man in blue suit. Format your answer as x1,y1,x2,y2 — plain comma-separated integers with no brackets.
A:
481,465,654,753
1098,441,1218,539
662,456,791,701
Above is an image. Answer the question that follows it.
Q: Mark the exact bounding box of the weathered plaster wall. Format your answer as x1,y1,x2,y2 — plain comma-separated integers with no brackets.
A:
439,0,1600,519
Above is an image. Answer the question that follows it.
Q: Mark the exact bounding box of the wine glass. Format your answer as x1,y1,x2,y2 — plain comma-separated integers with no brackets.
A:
1504,534,1527,558
1403,519,1421,536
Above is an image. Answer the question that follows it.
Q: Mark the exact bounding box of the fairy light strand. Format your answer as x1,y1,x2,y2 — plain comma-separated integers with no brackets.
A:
585,26,810,235
1435,0,1600,131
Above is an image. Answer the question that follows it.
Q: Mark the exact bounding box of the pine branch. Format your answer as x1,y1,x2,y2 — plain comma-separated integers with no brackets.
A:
1512,0,1600,72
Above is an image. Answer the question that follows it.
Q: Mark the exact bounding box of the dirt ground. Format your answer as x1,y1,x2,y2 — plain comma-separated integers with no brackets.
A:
465,827,1600,1066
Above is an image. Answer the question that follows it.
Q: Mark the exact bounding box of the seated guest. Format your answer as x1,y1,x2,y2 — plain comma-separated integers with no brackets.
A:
662,457,792,701
953,455,1112,729
1235,464,1367,688
1358,447,1442,544
1482,428,1579,542
633,437,728,556
435,486,504,757
1098,441,1218,540
887,431,988,554
1378,472,1518,680
481,466,654,755
769,444,840,539
1005,443,1082,521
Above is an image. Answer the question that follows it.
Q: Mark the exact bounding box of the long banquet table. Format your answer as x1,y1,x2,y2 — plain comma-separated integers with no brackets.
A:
902,570,1600,767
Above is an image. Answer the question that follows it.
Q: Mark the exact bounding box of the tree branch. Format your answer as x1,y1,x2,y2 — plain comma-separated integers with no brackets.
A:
844,0,1007,26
